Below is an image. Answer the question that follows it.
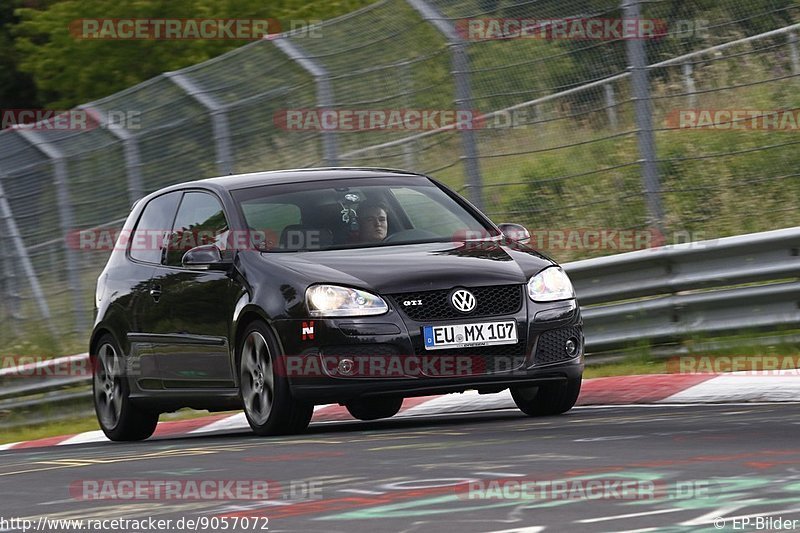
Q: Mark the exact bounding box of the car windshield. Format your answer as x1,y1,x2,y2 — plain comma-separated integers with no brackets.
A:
231,176,499,251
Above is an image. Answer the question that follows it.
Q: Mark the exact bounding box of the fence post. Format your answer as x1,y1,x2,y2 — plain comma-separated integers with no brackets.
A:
604,82,618,130
272,38,339,167
789,31,800,76
0,172,55,335
80,105,145,205
0,212,20,337
682,62,697,108
400,60,417,170
406,0,483,210
622,0,664,231
165,72,234,175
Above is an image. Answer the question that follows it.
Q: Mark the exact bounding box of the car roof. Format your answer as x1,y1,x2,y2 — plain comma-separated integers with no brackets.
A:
180,167,430,192
130,168,436,212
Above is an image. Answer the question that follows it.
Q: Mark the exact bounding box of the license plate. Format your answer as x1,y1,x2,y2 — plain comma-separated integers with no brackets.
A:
423,321,518,350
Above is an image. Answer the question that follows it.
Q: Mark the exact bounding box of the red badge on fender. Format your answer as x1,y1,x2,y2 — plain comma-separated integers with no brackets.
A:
301,321,315,340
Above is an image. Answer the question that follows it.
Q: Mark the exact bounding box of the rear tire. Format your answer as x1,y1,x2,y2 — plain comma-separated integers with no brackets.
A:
238,321,313,436
511,377,582,416
346,397,403,421
92,334,159,441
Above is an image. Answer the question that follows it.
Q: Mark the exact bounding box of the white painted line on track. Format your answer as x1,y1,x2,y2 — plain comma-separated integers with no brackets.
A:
578,508,685,523
686,507,800,526
664,374,800,403
58,430,107,446
474,471,527,477
608,527,659,533
188,412,249,434
576,402,800,409
401,389,515,416
483,527,545,533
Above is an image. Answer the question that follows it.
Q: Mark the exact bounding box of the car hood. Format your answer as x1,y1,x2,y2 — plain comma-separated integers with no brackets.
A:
262,241,554,294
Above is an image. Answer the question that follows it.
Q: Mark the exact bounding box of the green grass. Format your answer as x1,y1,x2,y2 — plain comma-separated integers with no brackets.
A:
1,416,102,445
584,355,668,379
0,408,238,445
584,330,800,378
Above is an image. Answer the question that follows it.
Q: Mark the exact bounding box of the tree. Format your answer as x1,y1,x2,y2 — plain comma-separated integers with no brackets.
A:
12,0,373,108
0,0,39,108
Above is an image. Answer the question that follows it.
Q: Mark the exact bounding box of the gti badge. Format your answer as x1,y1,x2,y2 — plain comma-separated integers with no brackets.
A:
450,289,477,313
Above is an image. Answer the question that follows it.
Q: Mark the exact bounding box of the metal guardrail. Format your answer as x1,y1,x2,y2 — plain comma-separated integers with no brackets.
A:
566,227,800,350
0,354,92,429
2,227,798,427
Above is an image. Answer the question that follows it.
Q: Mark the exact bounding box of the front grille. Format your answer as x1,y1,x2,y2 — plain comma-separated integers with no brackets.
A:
389,285,523,321
533,327,582,365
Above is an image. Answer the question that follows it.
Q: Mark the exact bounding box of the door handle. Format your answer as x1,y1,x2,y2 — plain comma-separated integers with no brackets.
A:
149,285,162,302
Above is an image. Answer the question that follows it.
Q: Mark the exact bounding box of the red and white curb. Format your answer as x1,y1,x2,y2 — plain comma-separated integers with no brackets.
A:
2,371,798,451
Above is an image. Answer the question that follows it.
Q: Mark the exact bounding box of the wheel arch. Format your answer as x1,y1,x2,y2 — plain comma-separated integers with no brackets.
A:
232,305,285,386
89,325,123,363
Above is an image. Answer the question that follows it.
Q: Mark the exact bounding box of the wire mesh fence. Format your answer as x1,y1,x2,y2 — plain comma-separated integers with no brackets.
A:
0,0,798,348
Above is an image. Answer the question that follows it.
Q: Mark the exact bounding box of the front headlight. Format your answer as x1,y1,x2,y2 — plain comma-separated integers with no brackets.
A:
306,285,389,317
527,267,575,302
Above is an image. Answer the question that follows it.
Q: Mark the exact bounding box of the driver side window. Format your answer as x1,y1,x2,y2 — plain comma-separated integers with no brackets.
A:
165,192,229,267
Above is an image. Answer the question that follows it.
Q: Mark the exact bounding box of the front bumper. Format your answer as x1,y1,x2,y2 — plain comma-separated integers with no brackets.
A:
273,294,583,403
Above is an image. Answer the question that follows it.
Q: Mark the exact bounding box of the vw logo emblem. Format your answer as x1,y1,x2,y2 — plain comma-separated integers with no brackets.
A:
450,289,477,313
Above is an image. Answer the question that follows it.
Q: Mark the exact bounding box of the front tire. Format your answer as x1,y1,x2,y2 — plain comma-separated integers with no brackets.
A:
238,321,313,436
346,397,403,421
92,334,159,441
511,377,582,416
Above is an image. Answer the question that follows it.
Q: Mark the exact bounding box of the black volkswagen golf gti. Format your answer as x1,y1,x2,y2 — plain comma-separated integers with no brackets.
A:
91,168,583,440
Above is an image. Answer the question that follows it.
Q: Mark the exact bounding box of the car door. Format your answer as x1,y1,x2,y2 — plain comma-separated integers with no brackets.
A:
148,190,241,388
125,191,182,386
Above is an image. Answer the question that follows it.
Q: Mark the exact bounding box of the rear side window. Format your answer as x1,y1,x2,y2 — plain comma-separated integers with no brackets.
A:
129,192,181,264
165,192,230,267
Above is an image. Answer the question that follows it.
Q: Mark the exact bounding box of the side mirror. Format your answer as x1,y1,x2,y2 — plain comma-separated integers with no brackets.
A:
497,223,531,245
182,244,232,271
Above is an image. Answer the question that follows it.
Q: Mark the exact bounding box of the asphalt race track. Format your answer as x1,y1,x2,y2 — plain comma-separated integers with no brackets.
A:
1,403,799,532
